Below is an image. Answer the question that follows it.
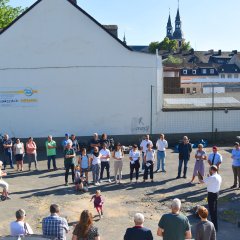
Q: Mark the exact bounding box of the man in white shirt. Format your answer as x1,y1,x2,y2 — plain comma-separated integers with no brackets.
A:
208,146,222,169
201,165,222,232
100,143,111,182
156,134,168,173
140,135,153,172
10,209,33,236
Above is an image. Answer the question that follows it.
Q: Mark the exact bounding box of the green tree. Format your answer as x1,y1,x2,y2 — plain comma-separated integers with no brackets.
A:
159,37,178,52
0,0,25,29
164,55,183,65
181,41,191,51
148,41,160,54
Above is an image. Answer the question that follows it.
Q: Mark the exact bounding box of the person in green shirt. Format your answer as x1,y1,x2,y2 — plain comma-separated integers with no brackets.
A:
157,198,192,240
46,135,57,171
64,142,75,186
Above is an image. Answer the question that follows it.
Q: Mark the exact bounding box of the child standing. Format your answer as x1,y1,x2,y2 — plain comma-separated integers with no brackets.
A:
90,190,104,219
74,166,83,191
143,143,155,183
79,148,90,183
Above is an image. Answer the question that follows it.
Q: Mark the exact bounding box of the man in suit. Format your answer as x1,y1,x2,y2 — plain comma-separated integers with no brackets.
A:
124,213,153,240
176,136,192,179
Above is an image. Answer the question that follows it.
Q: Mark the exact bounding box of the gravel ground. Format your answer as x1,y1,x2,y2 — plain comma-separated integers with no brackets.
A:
0,147,239,239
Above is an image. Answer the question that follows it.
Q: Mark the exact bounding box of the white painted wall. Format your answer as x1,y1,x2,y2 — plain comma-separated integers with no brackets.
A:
0,0,160,138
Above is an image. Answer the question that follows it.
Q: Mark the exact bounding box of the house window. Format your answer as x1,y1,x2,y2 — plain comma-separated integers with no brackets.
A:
186,88,190,93
228,74,232,78
221,74,225,78
202,69,207,74
234,74,238,78
183,70,188,75
192,70,196,75
193,87,197,93
210,69,215,74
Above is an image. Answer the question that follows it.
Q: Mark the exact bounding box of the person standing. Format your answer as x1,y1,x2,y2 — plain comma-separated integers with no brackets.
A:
26,137,38,171
200,165,222,231
143,143,155,183
140,135,153,172
13,138,25,171
2,134,14,170
190,144,207,184
124,213,153,240
46,135,57,171
71,134,79,166
90,147,101,186
72,210,100,240
129,144,141,183
112,143,124,184
10,209,33,236
230,142,240,189
195,206,216,240
90,133,100,153
176,136,192,179
79,148,90,183
156,134,168,173
208,146,222,170
157,198,192,240
100,133,110,149
42,204,69,240
100,143,111,183
0,161,11,200
62,133,72,151
64,142,75,186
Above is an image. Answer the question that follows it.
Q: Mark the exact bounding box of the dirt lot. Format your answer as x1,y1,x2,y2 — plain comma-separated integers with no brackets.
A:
0,147,239,239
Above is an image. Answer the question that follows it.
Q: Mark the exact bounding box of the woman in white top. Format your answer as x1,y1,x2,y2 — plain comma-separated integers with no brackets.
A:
0,161,10,200
90,147,102,186
129,144,141,183
13,138,25,171
112,143,124,184
10,209,33,236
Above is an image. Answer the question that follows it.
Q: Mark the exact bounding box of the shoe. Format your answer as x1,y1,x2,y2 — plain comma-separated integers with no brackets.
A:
183,176,187,179
108,179,112,183
176,176,181,179
96,182,100,186
6,196,11,200
99,180,102,183
156,170,161,173
11,166,14,169
230,185,237,189
162,170,166,173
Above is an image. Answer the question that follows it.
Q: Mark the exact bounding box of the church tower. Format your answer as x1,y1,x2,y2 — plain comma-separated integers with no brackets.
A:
173,1,184,47
166,13,173,39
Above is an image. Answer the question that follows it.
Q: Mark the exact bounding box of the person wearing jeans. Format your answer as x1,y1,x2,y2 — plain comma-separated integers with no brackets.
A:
90,147,101,186
100,143,111,183
26,137,38,171
64,142,75,186
46,135,57,171
2,134,14,170
143,144,155,182
177,136,192,179
156,134,168,172
230,142,240,189
129,145,140,183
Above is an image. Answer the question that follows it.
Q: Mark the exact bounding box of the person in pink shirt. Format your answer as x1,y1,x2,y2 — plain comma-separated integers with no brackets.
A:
26,137,38,171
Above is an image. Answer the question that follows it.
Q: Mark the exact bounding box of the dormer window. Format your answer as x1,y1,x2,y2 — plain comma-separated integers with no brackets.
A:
192,70,196,75
210,69,215,74
183,69,188,75
202,69,207,74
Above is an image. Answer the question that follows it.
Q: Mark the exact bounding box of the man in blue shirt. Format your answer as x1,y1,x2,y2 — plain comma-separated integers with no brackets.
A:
176,136,192,179
42,204,69,240
2,134,14,170
124,213,153,240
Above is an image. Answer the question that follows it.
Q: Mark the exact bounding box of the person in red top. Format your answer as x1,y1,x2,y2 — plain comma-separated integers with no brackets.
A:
90,190,104,219
26,137,38,171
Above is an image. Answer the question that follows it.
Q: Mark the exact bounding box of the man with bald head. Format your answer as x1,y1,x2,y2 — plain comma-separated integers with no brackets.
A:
157,198,192,240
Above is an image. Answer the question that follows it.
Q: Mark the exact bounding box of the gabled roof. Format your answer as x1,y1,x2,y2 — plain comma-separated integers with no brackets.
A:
0,0,132,51
218,64,240,73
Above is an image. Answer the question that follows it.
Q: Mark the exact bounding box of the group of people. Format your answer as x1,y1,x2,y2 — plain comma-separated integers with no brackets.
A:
8,199,217,240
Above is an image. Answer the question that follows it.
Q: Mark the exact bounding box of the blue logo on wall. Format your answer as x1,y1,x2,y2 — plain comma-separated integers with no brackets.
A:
24,88,33,96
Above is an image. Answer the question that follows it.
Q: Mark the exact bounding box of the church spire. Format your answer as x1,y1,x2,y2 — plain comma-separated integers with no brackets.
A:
173,0,183,47
123,33,127,45
166,9,173,39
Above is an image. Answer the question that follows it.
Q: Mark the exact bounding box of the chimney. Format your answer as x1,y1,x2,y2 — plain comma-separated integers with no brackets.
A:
103,25,118,38
208,49,214,54
232,50,238,54
69,0,77,4
218,49,222,55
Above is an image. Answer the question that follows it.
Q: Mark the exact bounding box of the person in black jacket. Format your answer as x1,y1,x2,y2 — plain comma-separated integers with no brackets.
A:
124,213,153,240
176,136,192,179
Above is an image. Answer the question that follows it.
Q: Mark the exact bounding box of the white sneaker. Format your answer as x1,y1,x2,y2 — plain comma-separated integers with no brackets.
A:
108,179,112,183
99,180,102,183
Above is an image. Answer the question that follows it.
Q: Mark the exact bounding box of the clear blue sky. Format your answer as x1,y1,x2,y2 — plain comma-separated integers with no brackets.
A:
9,0,240,51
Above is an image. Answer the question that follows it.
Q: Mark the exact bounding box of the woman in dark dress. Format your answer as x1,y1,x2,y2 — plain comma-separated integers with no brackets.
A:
72,210,100,240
